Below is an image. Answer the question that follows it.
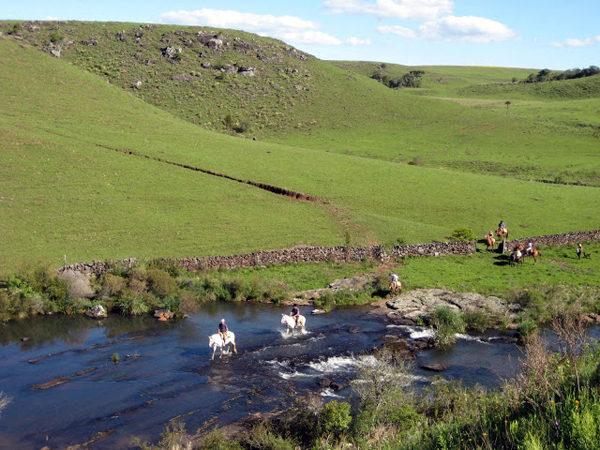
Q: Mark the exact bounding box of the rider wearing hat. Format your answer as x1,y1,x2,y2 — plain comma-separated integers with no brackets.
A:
218,318,229,344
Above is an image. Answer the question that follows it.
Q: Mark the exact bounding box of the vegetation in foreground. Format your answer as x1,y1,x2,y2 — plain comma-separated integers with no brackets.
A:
135,305,600,450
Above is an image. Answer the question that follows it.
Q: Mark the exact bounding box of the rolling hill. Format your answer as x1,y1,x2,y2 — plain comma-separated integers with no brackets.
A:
1,21,599,273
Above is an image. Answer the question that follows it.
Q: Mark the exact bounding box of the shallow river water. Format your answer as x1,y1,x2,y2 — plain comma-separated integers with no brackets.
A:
1,302,584,450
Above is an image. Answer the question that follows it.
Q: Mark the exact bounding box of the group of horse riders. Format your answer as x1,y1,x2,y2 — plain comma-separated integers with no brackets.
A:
487,220,539,255
218,304,302,345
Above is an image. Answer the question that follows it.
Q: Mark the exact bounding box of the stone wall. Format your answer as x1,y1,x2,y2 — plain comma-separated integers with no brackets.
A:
503,230,600,252
58,230,599,276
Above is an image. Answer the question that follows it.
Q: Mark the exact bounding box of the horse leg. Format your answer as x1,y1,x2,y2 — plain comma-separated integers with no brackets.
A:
232,342,237,354
211,346,216,360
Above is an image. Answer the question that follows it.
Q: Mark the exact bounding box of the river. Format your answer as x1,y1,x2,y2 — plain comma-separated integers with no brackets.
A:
0,302,567,449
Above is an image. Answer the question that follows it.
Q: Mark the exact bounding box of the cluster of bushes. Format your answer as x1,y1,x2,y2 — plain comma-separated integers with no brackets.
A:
371,69,425,89
524,66,600,83
137,305,600,450
0,260,294,323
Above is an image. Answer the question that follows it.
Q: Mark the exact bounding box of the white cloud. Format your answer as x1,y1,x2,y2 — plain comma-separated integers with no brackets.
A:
346,37,372,45
418,16,518,42
552,38,594,48
281,31,342,45
157,8,340,45
378,25,417,39
324,0,454,21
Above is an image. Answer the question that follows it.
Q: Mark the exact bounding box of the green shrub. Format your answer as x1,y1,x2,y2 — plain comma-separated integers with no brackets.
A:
198,430,244,450
235,119,254,133
429,307,466,347
97,274,126,301
517,319,538,339
115,290,149,315
448,227,476,242
147,258,182,277
145,269,178,298
50,31,63,43
241,423,296,450
177,290,199,314
318,401,351,439
464,309,491,332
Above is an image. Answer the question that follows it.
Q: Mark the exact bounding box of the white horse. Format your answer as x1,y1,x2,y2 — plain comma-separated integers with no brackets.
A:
281,314,306,334
208,332,237,360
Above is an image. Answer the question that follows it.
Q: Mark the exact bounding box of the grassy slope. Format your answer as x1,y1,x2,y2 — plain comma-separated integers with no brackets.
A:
1,33,599,272
6,21,599,186
0,39,342,272
320,61,600,185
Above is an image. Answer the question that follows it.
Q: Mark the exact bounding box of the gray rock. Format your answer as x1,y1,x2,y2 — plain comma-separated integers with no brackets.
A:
162,46,182,59
85,305,107,319
207,38,223,49
385,289,514,322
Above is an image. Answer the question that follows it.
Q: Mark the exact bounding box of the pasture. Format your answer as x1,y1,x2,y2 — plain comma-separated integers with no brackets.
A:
1,25,600,274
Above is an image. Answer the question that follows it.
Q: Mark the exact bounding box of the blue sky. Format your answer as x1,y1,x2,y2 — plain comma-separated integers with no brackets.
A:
3,0,599,69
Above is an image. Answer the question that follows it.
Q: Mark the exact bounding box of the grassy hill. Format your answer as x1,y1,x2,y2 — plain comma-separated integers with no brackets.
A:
1,22,599,273
4,21,600,185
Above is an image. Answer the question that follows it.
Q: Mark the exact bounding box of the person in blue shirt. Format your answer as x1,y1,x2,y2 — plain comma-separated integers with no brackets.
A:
218,319,229,344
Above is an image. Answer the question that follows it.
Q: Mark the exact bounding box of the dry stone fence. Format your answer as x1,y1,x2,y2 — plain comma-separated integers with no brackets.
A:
58,230,600,277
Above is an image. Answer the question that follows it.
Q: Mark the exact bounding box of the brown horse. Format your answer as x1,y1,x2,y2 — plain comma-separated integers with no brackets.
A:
496,227,509,240
485,233,496,251
525,248,541,264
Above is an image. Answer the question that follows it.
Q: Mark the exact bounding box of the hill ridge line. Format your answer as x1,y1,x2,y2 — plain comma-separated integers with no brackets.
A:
96,144,320,202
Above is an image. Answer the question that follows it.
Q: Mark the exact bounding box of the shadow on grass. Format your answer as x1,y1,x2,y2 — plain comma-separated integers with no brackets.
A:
493,254,511,267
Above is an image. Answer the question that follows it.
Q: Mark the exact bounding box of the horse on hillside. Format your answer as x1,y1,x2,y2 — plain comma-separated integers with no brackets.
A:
281,314,306,335
208,332,237,360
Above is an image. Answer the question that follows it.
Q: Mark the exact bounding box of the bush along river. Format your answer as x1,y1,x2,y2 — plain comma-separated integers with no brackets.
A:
2,300,596,449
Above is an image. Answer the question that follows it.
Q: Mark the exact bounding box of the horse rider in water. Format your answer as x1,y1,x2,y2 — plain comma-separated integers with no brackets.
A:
290,304,300,328
218,318,229,344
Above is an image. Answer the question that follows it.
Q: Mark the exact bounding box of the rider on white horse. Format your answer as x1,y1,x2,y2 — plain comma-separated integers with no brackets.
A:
290,304,300,328
218,318,229,345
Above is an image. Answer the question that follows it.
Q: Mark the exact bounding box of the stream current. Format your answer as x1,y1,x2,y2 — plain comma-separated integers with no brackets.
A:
1,302,579,449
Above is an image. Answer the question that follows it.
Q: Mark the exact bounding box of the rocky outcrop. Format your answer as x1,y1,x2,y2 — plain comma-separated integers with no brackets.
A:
382,289,519,323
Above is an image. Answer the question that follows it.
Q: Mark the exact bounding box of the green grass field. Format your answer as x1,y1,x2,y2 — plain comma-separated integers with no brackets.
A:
1,23,599,274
